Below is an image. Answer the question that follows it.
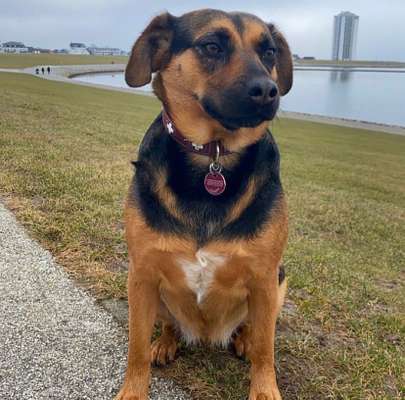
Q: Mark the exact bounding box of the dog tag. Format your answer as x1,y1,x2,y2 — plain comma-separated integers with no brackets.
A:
204,171,226,196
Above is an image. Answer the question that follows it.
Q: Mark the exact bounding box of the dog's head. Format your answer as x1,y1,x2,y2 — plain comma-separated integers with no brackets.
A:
126,9,292,133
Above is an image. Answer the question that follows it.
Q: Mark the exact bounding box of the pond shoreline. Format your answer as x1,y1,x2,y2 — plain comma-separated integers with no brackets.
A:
1,64,404,136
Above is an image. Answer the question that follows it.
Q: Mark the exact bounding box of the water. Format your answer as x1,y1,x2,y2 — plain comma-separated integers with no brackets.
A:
75,72,152,92
281,70,405,127
74,70,405,127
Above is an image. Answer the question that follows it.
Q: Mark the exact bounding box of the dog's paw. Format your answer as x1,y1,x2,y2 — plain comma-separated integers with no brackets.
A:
151,335,177,366
232,325,251,358
249,388,282,400
249,366,282,400
232,334,249,358
114,387,142,400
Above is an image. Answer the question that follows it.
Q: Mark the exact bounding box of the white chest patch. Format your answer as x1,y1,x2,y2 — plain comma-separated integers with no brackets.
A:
178,250,226,304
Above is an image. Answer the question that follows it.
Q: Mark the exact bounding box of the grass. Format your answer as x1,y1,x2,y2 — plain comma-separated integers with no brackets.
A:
0,72,404,400
0,53,128,69
2,53,403,71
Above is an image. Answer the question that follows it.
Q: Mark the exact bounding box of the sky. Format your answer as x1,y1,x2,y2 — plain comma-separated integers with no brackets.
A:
1,0,404,61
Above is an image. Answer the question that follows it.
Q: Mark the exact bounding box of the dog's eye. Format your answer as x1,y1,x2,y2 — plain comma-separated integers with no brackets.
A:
203,43,222,56
263,48,276,59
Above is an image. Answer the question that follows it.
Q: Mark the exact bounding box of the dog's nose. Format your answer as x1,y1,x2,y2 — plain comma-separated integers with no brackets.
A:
247,78,278,105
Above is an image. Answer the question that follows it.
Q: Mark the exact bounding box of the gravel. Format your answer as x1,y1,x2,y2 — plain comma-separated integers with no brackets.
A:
0,203,189,400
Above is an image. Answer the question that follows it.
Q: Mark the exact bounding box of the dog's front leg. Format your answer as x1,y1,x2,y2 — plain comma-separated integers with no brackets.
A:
248,271,282,400
115,262,159,400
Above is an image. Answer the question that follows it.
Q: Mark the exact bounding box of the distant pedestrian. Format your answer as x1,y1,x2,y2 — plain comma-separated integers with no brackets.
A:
47,66,51,74
41,67,45,74
35,68,39,74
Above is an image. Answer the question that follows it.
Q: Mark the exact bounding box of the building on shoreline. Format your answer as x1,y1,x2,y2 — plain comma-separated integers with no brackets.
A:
0,41,29,53
68,43,127,56
87,47,125,56
332,11,359,61
0,40,127,56
69,43,90,55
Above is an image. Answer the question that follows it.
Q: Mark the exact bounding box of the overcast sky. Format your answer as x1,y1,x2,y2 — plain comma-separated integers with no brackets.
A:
1,0,404,61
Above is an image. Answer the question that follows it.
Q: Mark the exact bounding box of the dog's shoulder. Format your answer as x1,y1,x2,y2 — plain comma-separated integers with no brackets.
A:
253,128,281,176
220,129,283,241
129,114,186,234
137,113,168,164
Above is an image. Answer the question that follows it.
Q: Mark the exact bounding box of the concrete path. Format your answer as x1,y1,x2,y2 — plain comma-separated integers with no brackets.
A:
278,110,405,136
24,63,126,78
0,68,23,73
23,64,151,96
0,203,188,400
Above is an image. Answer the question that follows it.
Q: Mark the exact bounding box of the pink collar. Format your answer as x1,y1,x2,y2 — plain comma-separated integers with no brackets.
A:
162,109,233,157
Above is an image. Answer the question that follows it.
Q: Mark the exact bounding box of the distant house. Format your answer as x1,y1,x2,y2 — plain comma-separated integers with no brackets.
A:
69,43,89,55
1,41,29,53
26,47,50,54
302,56,316,60
87,47,125,56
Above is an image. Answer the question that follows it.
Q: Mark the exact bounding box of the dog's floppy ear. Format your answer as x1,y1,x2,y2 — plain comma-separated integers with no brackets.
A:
268,24,293,96
125,13,175,87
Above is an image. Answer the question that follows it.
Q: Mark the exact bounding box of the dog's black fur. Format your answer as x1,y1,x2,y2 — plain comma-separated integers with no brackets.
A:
116,10,293,400
130,114,283,247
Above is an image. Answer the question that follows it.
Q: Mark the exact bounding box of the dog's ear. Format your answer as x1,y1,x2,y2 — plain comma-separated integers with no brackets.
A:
268,24,293,96
125,13,175,87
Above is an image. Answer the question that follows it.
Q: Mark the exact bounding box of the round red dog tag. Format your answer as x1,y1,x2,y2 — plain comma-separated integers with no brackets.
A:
204,172,226,196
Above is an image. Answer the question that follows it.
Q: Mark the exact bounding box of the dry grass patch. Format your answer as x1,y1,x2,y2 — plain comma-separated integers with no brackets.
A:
0,72,404,399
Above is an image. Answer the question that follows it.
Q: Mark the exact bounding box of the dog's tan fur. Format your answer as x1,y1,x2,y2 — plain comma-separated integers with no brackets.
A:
116,9,292,400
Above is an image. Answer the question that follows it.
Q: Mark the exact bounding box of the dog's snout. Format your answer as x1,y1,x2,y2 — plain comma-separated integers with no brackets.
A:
247,78,278,105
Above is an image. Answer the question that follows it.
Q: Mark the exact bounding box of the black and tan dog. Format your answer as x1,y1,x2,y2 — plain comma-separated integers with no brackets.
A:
116,8,292,400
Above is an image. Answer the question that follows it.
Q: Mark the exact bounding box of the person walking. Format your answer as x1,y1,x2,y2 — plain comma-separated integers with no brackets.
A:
47,66,51,74
41,67,45,74
35,68,39,74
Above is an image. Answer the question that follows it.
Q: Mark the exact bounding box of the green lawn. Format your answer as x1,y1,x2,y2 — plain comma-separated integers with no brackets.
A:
0,53,128,68
0,72,404,400
2,53,403,70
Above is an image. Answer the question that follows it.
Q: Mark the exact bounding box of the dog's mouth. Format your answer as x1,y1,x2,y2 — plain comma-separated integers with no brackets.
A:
201,97,280,131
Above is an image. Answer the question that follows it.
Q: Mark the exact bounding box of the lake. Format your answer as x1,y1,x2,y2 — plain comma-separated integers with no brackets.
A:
73,69,405,127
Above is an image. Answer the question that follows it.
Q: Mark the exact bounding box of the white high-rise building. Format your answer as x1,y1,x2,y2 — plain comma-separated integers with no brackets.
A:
332,11,359,61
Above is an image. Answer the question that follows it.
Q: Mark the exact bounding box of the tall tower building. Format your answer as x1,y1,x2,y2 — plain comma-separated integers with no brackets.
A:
332,11,359,61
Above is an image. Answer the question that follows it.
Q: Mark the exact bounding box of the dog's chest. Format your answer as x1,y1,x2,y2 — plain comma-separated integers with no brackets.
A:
177,250,226,304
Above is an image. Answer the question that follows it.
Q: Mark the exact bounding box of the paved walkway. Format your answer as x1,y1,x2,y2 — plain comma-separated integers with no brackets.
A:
0,68,23,73
278,111,405,136
0,203,188,400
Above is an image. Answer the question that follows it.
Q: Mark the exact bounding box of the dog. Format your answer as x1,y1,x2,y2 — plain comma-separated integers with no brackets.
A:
116,8,292,400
